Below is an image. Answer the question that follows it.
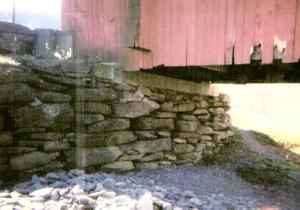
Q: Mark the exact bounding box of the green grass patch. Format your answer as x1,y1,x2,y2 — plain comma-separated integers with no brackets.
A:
203,129,252,165
285,161,300,172
250,130,281,147
235,161,291,186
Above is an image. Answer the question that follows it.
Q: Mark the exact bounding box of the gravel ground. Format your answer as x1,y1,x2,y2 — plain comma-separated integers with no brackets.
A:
119,164,300,209
0,164,299,210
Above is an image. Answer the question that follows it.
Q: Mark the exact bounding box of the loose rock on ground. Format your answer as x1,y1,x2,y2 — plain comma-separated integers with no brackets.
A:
1,163,299,210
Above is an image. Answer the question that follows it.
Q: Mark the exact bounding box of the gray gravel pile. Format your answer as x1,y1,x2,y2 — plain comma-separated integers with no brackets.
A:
1,165,299,210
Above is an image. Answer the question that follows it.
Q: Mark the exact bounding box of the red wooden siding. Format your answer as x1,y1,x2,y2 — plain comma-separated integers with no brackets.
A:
62,0,126,62
295,1,300,60
62,0,300,70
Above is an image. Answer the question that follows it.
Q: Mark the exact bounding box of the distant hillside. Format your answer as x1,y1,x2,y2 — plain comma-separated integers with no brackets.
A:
0,13,60,30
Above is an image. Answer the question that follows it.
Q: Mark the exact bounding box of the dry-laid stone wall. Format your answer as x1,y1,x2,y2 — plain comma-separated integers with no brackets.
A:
0,58,233,184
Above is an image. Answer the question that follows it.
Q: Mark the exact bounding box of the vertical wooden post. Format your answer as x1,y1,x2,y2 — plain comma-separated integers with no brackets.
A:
124,0,141,47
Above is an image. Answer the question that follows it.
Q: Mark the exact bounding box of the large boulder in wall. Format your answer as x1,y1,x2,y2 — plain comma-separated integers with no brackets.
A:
112,99,160,118
11,103,74,131
0,83,35,105
76,146,122,168
10,151,59,171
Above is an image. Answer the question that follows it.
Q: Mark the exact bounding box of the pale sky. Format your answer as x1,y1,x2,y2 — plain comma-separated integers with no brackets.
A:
0,0,61,29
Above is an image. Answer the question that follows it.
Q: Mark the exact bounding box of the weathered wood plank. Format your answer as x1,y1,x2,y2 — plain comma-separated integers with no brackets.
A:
241,0,256,64
293,0,300,61
124,0,141,48
224,0,235,65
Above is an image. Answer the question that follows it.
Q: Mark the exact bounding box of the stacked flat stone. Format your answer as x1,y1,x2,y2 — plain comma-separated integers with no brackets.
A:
129,88,233,169
0,57,233,185
0,60,76,183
